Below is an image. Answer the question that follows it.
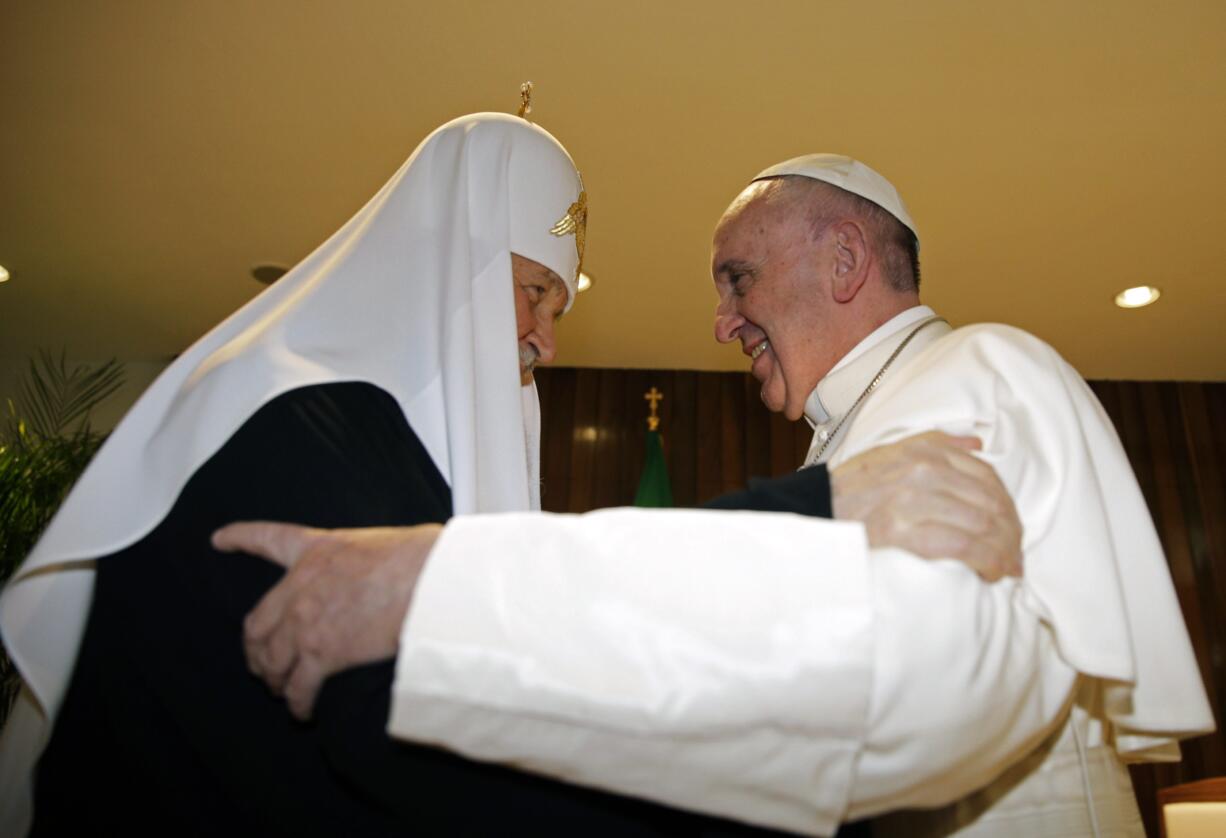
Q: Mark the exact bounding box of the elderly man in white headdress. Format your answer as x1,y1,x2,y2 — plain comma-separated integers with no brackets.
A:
209,155,1214,836
0,109,1028,836
0,111,589,835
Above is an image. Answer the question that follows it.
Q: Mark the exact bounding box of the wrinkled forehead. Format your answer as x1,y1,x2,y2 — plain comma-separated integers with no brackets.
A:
716,181,774,229
511,252,569,300
713,180,803,249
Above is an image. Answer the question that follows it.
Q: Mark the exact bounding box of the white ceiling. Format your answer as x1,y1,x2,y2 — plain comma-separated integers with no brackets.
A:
2,1,1224,380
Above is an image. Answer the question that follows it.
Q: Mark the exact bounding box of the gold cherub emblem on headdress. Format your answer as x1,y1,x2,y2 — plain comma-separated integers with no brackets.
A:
549,187,587,282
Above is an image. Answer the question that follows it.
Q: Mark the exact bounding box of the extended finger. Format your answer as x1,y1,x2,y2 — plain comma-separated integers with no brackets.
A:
247,615,307,694
243,552,330,644
917,451,1015,520
212,521,320,568
898,522,1013,582
933,522,1021,580
870,500,1020,581
942,450,1004,492
897,489,995,540
914,430,983,453
244,578,294,647
284,655,328,721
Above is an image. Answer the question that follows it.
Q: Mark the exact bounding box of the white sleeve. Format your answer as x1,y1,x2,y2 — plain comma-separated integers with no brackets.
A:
389,510,873,835
843,552,1074,821
387,508,1075,835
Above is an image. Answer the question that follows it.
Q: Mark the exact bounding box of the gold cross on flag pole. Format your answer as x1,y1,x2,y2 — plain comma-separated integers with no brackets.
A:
644,387,663,431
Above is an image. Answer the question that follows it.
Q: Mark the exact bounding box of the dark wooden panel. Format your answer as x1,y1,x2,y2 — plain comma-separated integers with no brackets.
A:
1089,380,1226,836
565,365,601,512
694,372,724,503
537,367,575,513
1180,383,1226,680
743,374,772,480
621,369,651,506
720,373,746,494
668,370,699,509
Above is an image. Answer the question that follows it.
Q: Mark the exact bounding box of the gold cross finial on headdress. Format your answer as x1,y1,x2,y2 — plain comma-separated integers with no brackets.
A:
644,387,663,431
518,81,534,119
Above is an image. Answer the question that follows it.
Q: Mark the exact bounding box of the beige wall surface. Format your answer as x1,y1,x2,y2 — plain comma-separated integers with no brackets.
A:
1,2,1224,380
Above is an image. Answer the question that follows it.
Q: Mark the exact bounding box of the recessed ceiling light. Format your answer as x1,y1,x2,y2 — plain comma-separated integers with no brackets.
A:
577,272,593,292
0,264,10,283
1114,285,1161,308
251,264,289,285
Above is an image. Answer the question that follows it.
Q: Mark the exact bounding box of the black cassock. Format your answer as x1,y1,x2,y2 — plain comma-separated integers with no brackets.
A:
34,382,850,837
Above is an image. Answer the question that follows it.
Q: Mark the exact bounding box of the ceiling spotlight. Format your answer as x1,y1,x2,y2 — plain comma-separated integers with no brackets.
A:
0,264,10,283
1114,285,1161,309
577,272,593,292
251,264,289,285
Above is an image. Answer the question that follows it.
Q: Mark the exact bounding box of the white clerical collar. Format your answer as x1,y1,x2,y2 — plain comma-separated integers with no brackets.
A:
803,305,937,427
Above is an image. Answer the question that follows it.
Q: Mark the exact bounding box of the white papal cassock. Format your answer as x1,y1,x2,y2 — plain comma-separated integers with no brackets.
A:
387,310,1213,836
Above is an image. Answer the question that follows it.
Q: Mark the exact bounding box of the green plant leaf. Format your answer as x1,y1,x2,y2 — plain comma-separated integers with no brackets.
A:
10,351,124,441
0,351,124,724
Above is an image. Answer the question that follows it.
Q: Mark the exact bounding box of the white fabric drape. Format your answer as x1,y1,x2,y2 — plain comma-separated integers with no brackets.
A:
0,112,584,833
836,324,1212,764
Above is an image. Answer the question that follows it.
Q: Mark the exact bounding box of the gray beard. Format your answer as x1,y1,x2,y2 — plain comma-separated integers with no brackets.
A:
519,344,538,375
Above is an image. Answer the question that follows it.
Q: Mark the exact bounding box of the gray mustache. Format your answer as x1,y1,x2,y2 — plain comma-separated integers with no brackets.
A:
519,344,538,371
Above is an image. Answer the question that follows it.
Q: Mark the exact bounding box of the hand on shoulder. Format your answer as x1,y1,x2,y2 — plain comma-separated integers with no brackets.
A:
831,431,1023,581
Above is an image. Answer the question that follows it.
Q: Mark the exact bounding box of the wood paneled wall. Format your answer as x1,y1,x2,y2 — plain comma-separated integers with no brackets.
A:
535,367,1226,836
535,368,812,511
1088,381,1226,836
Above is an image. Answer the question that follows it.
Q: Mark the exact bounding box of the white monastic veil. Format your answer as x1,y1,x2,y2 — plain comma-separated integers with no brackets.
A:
0,112,584,828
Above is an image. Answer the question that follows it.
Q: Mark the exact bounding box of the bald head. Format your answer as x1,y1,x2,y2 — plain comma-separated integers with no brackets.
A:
756,176,921,293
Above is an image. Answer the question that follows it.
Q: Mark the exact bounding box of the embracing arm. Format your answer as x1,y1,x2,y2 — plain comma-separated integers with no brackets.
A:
707,431,1021,581
386,509,1063,835
211,430,1023,725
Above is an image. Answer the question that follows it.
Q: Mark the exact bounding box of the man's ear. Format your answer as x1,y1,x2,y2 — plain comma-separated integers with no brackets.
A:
830,220,870,303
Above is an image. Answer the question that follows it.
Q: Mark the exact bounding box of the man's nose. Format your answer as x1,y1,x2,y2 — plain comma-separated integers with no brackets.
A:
533,316,557,364
714,302,743,344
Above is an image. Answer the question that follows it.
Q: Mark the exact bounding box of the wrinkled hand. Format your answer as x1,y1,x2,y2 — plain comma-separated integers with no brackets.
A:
830,431,1023,581
211,522,443,720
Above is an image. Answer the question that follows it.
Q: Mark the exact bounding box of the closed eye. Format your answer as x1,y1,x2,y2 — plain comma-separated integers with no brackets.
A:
716,259,757,296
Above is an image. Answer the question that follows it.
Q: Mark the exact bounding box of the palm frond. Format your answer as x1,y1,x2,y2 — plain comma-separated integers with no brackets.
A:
12,350,124,441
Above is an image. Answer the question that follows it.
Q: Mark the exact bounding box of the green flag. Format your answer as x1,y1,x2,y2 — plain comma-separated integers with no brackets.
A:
633,429,673,507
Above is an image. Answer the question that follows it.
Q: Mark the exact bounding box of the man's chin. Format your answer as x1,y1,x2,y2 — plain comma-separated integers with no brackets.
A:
781,402,806,421
757,382,787,416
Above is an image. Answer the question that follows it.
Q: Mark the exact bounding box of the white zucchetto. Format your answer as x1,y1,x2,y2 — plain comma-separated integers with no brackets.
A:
753,153,919,247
